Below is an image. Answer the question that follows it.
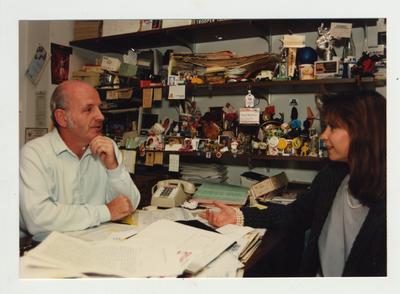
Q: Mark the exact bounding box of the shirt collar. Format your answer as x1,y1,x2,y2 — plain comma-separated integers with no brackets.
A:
49,128,68,155
49,128,93,157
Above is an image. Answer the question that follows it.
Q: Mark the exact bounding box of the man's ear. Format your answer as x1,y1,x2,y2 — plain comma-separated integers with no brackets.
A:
54,109,68,128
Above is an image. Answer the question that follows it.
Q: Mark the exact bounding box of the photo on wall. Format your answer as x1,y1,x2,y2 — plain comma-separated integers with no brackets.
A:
51,43,72,84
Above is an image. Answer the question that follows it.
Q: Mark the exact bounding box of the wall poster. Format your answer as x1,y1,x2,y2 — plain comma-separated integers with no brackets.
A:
51,43,72,84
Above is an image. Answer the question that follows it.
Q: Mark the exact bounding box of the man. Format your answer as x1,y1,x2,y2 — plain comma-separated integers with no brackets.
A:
20,80,140,236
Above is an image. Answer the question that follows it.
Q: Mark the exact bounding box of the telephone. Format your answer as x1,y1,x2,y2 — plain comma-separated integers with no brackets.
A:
151,179,196,208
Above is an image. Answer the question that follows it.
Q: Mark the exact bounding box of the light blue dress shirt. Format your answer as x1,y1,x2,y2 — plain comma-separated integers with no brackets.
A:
19,128,140,236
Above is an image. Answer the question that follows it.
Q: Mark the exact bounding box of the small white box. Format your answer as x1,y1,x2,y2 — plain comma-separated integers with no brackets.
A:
162,20,193,29
102,20,140,37
283,34,305,48
330,22,353,39
239,108,260,125
314,60,339,78
101,56,121,72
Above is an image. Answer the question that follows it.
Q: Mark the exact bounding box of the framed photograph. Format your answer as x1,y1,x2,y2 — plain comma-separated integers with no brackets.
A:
151,20,162,30
25,128,48,143
197,139,209,152
218,135,231,147
167,136,184,145
164,136,184,151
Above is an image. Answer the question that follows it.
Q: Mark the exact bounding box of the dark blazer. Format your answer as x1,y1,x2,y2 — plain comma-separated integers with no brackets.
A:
242,162,386,276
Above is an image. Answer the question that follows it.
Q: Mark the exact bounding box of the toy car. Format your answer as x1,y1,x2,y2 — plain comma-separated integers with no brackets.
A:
255,70,274,81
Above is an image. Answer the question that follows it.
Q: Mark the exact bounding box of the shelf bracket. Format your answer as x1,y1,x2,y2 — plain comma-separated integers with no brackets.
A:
247,155,254,169
248,20,272,52
165,32,194,52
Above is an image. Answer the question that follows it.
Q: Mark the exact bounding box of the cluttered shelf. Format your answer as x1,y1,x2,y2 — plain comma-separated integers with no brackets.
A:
136,150,328,170
69,19,378,54
159,77,385,97
97,78,385,108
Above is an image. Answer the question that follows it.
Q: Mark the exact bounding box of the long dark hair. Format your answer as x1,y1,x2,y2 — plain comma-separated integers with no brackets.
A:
321,90,386,206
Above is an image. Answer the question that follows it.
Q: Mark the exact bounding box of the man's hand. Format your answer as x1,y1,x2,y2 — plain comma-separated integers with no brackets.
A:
106,195,134,221
199,201,237,227
90,136,118,170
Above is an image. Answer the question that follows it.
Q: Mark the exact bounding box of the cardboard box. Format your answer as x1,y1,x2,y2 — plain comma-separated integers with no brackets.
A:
161,20,193,29
314,60,339,78
102,20,140,36
72,71,100,87
119,63,138,77
74,21,102,40
101,56,121,72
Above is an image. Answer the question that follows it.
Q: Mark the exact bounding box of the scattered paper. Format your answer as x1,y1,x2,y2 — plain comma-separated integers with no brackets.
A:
169,154,180,172
168,85,185,100
23,231,183,278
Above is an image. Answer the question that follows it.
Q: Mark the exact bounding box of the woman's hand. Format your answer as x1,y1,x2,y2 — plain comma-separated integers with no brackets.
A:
200,201,237,227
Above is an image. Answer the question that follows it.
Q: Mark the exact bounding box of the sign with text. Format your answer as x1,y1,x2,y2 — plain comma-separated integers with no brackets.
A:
239,108,260,125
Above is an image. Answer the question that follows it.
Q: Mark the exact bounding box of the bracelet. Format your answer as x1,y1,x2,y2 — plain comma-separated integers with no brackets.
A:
233,207,244,226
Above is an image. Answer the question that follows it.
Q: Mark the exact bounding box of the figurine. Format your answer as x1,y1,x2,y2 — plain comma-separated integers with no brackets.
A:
299,64,315,80
179,138,193,152
288,98,302,135
244,90,255,108
316,23,336,61
230,140,239,154
147,123,165,150
351,52,384,77
300,142,309,156
201,112,221,140
223,102,238,130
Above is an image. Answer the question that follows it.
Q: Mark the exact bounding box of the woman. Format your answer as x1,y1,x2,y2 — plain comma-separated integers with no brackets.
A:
201,90,386,276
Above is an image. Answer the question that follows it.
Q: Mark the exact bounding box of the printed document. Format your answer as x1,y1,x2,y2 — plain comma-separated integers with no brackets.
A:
130,219,237,273
22,231,183,278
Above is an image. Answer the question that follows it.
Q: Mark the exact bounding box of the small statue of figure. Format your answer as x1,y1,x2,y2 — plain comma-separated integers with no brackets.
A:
316,23,335,60
245,90,255,108
300,142,309,156
230,140,239,154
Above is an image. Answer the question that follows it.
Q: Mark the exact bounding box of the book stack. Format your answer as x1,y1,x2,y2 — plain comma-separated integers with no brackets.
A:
169,51,280,84
180,163,228,184
193,182,249,206
237,229,264,263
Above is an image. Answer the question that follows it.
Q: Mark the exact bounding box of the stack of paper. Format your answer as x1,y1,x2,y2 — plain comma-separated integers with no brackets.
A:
130,219,238,274
180,163,228,184
217,225,265,263
20,219,239,278
237,231,263,263
193,182,249,205
193,224,264,277
170,51,280,84
20,231,183,278
67,222,138,241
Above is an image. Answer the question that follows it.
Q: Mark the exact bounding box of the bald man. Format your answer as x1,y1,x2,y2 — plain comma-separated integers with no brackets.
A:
20,80,140,236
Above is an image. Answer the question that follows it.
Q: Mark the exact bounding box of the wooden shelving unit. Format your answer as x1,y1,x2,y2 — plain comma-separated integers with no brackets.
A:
186,77,384,96
70,18,384,171
70,19,378,53
136,150,328,170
